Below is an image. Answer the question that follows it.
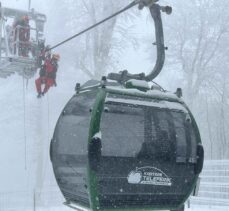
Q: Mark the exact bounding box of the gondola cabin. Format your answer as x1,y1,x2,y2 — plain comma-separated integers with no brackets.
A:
50,79,204,211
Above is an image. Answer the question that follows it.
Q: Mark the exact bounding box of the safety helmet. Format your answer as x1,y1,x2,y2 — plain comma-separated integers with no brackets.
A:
52,54,60,61
22,15,29,22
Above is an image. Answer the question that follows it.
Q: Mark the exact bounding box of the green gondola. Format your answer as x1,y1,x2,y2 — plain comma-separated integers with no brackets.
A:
50,1,204,211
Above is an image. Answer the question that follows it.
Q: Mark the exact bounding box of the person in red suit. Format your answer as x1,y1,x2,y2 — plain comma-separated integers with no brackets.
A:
13,15,30,56
35,54,60,98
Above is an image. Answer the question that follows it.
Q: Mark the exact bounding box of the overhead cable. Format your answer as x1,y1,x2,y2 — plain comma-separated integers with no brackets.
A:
47,0,140,51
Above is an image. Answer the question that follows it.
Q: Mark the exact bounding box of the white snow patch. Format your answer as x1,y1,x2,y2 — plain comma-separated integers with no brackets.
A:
93,131,102,139
105,97,188,113
107,86,182,102
127,79,149,89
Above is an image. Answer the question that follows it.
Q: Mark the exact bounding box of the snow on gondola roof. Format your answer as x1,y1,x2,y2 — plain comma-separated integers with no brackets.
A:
78,80,184,104
105,97,188,113
127,79,150,89
106,86,183,103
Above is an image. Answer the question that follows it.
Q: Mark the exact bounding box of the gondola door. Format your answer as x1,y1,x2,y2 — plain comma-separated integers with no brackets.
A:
88,93,198,210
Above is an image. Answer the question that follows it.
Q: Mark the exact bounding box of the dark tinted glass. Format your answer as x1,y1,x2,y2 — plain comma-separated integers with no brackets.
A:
52,90,96,205
189,126,197,162
100,97,196,162
172,112,187,162
101,104,144,157
101,105,174,160
55,91,96,155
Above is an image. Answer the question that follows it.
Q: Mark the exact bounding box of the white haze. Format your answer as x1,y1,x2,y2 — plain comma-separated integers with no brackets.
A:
0,0,228,210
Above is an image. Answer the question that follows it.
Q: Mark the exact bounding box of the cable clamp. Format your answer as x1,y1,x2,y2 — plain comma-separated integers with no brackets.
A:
138,0,158,10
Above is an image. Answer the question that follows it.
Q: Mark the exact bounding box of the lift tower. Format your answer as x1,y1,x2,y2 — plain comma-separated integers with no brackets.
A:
0,3,46,79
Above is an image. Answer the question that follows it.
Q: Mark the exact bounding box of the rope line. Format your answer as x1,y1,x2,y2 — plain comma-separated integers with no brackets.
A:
40,93,50,194
47,93,50,140
48,0,139,51
22,77,27,170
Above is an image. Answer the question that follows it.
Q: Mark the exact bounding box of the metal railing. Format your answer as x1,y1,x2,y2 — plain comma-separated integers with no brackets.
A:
189,160,229,208
9,25,39,57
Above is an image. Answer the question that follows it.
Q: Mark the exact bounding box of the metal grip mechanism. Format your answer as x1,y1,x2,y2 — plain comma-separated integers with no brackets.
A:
107,0,172,83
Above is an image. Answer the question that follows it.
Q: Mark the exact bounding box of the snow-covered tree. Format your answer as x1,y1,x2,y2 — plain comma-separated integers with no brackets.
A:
161,0,229,158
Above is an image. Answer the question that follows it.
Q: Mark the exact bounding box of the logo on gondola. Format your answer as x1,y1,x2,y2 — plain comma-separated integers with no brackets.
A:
127,166,172,186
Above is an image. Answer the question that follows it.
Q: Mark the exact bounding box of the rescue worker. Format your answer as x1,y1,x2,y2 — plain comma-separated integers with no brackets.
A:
35,53,60,98
13,15,30,56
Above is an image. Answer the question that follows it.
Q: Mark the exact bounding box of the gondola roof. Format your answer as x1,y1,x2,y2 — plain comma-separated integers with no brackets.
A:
76,79,184,103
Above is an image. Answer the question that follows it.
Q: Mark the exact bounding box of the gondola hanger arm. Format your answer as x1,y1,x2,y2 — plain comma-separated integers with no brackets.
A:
47,0,172,82
108,1,172,82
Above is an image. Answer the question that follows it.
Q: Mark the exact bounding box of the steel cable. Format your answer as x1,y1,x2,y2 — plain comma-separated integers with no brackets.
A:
47,0,139,51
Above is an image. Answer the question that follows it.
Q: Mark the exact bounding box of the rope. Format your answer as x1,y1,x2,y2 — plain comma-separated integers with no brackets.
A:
26,79,29,90
22,77,27,170
39,93,50,195
48,0,139,51
47,93,50,141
